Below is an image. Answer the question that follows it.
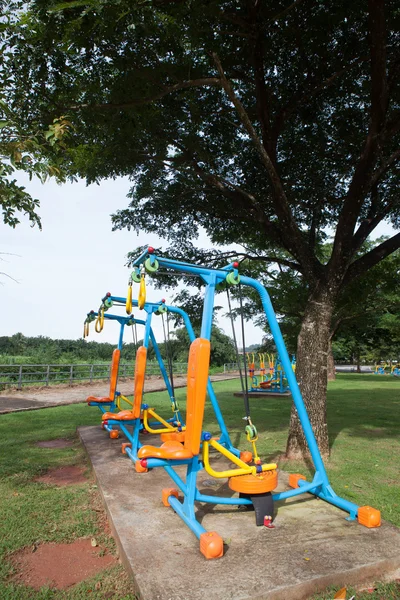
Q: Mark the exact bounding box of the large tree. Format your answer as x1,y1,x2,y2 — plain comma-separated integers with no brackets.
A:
3,0,400,457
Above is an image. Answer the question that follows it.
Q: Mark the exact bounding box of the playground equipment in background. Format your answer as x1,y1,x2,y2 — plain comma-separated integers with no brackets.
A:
246,352,296,394
129,247,381,559
375,362,389,375
391,364,400,376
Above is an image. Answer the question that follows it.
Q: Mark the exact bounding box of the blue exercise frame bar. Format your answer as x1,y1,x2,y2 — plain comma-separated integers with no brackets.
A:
132,248,363,523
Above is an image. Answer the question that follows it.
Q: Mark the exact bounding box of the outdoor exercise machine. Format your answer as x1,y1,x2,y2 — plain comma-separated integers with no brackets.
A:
245,352,295,395
84,294,187,440
84,309,136,414
374,362,388,375
391,364,400,376
97,294,241,465
132,247,380,559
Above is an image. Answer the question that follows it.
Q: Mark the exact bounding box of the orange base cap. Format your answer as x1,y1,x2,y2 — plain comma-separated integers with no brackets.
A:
162,488,179,507
109,430,119,439
121,443,132,455
358,506,381,528
135,461,148,473
289,473,306,489
228,470,278,494
200,531,224,559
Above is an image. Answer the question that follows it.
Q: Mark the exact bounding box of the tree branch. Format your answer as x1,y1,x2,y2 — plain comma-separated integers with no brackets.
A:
211,52,319,282
329,0,389,272
251,23,275,161
75,78,222,110
217,250,303,272
344,232,400,284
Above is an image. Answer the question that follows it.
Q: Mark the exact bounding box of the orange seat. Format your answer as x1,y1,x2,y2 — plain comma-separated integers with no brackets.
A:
139,338,210,462
87,396,113,404
102,410,136,421
259,381,271,389
228,470,278,494
138,440,193,461
87,348,121,404
160,431,186,443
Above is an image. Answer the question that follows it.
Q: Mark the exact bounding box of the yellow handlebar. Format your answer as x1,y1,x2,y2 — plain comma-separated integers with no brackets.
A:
95,308,104,333
138,274,146,310
126,283,133,314
202,439,277,479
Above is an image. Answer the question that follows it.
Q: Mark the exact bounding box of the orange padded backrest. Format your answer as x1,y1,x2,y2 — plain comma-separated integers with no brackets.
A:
132,346,147,419
184,338,211,456
109,349,121,400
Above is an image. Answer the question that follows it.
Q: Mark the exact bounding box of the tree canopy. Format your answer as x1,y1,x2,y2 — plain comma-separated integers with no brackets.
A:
3,0,400,456
2,0,399,277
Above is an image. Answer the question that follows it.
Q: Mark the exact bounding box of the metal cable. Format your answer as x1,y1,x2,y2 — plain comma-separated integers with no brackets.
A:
226,287,250,420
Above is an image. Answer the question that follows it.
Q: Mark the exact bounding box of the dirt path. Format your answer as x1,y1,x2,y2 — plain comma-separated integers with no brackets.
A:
0,374,239,414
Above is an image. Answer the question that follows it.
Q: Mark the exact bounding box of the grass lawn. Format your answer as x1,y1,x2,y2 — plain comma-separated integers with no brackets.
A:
0,373,399,599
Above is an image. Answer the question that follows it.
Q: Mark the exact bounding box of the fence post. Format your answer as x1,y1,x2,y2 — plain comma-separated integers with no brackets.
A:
108,364,111,381
69,365,74,386
46,365,50,386
18,365,23,390
90,364,93,384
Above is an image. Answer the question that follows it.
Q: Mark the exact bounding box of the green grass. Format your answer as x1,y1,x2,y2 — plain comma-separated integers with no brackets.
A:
0,373,399,599
0,405,135,599
311,581,400,600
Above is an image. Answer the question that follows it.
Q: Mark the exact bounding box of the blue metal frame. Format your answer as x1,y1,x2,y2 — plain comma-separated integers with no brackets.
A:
131,248,370,534
106,295,239,457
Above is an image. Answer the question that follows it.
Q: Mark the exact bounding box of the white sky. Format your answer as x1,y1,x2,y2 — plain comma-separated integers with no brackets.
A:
1,174,262,347
1,174,397,350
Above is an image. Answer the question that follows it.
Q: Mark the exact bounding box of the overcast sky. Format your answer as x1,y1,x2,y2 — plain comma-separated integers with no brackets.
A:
1,173,263,348
2,174,397,351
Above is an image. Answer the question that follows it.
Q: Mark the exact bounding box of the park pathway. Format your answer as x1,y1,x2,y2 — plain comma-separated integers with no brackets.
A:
0,373,239,414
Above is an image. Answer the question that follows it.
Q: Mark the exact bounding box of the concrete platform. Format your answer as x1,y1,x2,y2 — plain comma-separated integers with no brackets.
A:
79,426,400,600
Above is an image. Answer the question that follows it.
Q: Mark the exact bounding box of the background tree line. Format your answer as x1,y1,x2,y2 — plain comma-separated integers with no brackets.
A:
0,326,238,367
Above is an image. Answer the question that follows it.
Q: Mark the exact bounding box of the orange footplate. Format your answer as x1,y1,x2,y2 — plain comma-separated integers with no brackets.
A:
138,441,193,461
160,431,186,443
87,396,112,404
228,470,278,494
102,410,135,421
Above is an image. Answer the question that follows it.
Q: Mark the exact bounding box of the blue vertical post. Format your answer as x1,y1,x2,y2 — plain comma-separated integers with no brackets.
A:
117,322,125,350
241,276,329,486
143,311,153,349
200,274,217,340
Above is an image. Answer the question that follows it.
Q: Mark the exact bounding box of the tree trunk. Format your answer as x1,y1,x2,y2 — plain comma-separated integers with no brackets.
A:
327,340,336,381
356,348,361,373
286,289,335,459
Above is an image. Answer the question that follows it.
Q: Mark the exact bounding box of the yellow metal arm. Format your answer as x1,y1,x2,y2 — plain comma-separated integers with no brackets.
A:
143,408,185,435
202,438,277,479
116,394,133,411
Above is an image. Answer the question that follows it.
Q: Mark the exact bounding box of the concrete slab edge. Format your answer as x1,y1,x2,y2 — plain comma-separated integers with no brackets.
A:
262,558,400,600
